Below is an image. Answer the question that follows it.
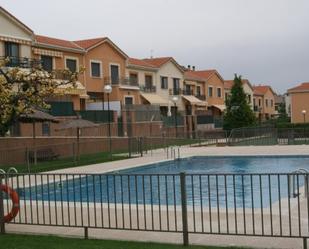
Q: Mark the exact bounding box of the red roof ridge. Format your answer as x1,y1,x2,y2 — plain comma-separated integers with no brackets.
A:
35,34,84,51
73,37,107,49
128,57,158,69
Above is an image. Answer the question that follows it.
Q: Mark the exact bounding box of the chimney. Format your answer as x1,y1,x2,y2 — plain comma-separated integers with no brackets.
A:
187,65,191,70
192,66,195,71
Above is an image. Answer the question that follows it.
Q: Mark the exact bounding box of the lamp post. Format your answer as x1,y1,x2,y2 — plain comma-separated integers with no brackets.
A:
172,96,178,138
302,110,306,124
104,84,112,157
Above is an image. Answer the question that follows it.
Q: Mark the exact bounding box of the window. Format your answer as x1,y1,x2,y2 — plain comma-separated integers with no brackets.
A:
265,99,268,107
124,96,133,105
253,98,256,106
5,42,19,58
110,64,119,84
173,78,180,95
225,92,229,100
185,85,192,95
41,55,53,72
208,86,213,97
161,76,168,89
217,87,222,98
42,122,50,136
271,99,273,107
258,99,261,107
129,73,138,85
91,61,101,77
5,42,19,66
145,75,153,88
66,58,77,72
196,86,201,96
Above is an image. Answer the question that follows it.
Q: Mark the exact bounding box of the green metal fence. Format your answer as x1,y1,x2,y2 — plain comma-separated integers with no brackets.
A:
48,101,76,116
228,126,309,146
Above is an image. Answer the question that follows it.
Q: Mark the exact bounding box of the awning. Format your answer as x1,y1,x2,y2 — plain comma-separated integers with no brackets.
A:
212,104,226,112
141,93,169,106
56,81,87,96
182,95,207,106
33,48,63,58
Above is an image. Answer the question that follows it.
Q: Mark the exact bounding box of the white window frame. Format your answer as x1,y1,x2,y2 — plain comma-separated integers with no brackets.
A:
124,95,134,105
217,87,222,98
65,56,79,72
90,60,102,78
109,62,120,78
208,85,213,97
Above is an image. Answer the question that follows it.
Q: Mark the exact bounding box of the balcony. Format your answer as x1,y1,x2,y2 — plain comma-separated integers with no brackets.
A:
169,88,181,95
182,89,194,95
1,56,41,68
53,70,73,80
140,85,156,93
103,76,139,87
254,105,262,112
195,94,206,101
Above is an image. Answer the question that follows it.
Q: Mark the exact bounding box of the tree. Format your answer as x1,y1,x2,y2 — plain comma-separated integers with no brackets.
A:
0,58,81,136
223,74,256,130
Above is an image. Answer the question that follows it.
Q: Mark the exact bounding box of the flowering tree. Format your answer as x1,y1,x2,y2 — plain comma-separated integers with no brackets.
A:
0,58,81,136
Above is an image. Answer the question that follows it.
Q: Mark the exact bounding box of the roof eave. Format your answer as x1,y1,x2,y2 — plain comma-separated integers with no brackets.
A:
34,42,85,54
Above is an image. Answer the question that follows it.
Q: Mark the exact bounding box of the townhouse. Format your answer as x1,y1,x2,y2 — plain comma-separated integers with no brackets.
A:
185,69,225,117
287,82,309,123
253,85,276,121
224,79,254,109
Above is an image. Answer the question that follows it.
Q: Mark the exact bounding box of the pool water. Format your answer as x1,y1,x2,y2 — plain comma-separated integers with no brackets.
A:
21,156,309,208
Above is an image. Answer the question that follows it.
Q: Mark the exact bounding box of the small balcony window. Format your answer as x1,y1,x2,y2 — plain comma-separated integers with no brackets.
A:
217,87,222,98
66,58,77,72
208,86,213,97
91,61,101,77
196,86,201,96
41,55,53,72
161,76,168,89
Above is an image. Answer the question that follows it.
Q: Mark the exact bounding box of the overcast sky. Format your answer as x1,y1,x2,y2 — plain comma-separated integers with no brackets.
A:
1,0,309,93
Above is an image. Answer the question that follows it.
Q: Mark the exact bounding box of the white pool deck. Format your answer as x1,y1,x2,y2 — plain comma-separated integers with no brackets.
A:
6,145,309,249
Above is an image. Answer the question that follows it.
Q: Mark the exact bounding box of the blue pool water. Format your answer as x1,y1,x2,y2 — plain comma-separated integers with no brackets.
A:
21,156,309,208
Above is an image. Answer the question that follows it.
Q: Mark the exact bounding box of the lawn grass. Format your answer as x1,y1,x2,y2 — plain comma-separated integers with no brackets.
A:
0,234,251,249
2,151,129,173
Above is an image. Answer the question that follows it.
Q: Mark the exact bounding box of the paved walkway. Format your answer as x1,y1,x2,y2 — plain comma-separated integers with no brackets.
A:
5,145,309,249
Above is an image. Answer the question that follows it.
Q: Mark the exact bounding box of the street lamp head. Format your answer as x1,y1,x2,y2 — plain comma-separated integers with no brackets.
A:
302,110,307,115
104,84,112,94
172,96,178,102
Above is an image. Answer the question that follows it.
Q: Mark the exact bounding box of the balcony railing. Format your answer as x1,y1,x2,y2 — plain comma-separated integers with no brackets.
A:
1,56,41,68
169,88,182,95
140,85,156,93
182,89,194,95
103,77,139,87
195,94,206,101
53,70,72,80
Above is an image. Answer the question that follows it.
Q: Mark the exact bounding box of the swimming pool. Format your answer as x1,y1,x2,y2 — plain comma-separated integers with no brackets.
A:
20,156,309,208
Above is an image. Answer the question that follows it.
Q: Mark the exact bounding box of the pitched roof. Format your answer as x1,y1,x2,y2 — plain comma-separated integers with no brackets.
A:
253,85,275,96
73,37,107,49
288,82,309,93
35,35,84,51
192,70,217,80
143,57,172,67
184,70,206,82
128,58,158,69
224,79,253,90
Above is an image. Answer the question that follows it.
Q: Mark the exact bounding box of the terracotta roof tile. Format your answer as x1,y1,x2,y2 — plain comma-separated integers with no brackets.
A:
253,85,276,96
128,58,158,69
184,70,205,82
288,82,309,93
73,37,107,49
143,57,172,67
191,70,217,80
35,35,83,51
224,79,252,89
